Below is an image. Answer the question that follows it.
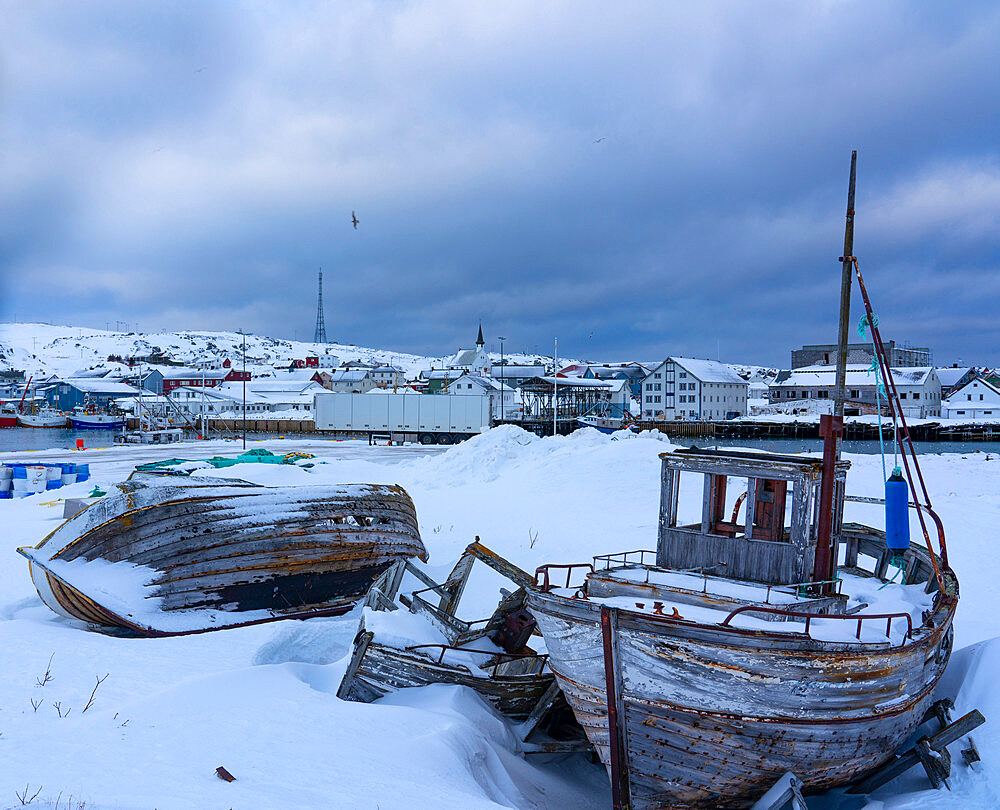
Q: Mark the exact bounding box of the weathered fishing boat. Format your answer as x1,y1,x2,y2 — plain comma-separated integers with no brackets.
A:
527,445,956,807
338,540,590,752
525,154,960,807
17,475,427,636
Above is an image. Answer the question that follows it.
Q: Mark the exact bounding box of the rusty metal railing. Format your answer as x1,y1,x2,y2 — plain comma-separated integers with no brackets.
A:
534,562,594,592
720,604,913,645
592,550,658,570
404,643,549,676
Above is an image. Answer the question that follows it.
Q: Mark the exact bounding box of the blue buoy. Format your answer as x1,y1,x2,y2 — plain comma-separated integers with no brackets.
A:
885,467,910,552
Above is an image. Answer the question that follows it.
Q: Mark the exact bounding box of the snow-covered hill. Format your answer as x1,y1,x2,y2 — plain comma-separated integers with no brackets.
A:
0,323,558,381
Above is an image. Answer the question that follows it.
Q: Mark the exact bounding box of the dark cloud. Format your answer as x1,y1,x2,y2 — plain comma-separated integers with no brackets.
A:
2,1,998,367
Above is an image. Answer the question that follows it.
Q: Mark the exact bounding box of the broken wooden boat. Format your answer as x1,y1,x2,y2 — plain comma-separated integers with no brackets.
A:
338,540,590,752
17,474,427,636
525,155,960,807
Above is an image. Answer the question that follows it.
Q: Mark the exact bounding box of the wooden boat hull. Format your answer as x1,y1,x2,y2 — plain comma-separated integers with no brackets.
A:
18,476,427,636
526,576,956,809
340,633,555,721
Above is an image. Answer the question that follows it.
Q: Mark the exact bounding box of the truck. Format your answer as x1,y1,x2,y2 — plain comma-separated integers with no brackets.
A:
313,392,492,445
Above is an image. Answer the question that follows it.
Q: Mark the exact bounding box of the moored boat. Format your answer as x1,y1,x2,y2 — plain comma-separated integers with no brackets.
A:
576,414,636,434
0,405,17,428
69,406,125,430
17,408,70,428
18,476,428,636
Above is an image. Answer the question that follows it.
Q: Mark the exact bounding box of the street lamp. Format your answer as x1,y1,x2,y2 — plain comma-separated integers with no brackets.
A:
498,336,506,423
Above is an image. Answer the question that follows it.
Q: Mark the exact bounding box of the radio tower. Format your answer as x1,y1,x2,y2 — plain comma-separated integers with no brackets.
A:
313,268,328,344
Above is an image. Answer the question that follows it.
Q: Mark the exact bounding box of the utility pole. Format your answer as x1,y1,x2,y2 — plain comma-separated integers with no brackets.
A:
498,336,506,423
242,330,247,450
553,338,558,438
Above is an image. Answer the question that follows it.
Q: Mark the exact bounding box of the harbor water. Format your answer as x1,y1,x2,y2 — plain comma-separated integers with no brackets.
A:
1,427,999,456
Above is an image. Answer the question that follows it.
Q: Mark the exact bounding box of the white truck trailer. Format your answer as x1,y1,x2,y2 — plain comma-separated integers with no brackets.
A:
313,392,492,444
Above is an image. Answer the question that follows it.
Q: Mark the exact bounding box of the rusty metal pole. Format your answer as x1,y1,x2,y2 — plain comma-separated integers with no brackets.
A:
601,605,631,810
833,150,857,435
814,414,843,586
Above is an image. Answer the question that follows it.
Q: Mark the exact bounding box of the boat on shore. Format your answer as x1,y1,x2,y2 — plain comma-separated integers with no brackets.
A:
18,476,427,636
524,154,959,807
17,408,69,428
576,414,636,434
526,444,956,807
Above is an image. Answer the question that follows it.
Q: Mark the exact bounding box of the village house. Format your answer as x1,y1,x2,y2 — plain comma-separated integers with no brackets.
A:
369,365,407,389
768,365,942,418
942,376,1000,419
324,369,375,393
444,373,518,420
935,366,977,399
168,380,325,418
44,378,142,411
641,358,748,421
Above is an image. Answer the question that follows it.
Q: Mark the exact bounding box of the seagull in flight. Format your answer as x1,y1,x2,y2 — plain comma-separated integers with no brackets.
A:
351,211,359,229
593,137,607,143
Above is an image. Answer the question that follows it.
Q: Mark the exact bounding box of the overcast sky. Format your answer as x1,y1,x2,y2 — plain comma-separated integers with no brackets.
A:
2,2,998,367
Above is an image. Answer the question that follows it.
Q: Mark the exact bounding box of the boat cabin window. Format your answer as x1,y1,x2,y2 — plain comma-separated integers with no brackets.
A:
676,471,793,542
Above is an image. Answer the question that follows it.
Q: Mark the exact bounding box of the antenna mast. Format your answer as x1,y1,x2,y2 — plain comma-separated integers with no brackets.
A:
314,268,328,344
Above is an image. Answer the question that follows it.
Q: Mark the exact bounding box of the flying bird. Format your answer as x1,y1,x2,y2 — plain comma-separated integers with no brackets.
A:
351,211,359,229
195,66,207,73
593,137,607,143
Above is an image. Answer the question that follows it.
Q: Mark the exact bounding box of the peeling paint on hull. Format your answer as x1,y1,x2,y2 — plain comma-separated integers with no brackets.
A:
18,476,427,636
527,578,956,809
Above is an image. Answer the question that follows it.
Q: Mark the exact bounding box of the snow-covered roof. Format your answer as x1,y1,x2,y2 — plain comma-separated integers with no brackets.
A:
62,378,142,395
670,358,747,385
772,366,936,388
944,376,1000,402
371,365,405,373
160,367,229,380
936,367,974,387
327,369,371,382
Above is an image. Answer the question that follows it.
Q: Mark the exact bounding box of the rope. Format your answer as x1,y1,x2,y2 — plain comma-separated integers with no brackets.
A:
859,315,891,479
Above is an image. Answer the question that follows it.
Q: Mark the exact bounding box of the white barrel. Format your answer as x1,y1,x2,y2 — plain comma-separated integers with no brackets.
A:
12,478,29,491
45,466,62,480
26,466,46,486
0,479,11,492
61,473,78,485
0,467,12,480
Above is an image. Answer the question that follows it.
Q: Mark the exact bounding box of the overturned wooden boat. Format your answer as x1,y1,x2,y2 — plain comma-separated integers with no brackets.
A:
338,540,590,752
18,475,426,636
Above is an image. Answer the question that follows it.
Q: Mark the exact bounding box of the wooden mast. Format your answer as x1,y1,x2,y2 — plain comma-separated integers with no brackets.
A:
833,150,858,430
814,151,856,586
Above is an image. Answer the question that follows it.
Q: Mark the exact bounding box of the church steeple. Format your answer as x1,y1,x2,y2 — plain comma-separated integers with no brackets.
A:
476,323,484,348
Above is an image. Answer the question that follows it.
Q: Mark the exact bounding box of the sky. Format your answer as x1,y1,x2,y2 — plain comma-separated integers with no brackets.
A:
1,1,998,368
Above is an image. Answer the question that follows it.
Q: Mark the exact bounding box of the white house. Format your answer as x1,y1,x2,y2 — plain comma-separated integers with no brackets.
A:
445,373,517,419
768,365,941,418
369,365,406,389
325,369,375,393
942,376,1000,419
641,358,748,420
169,380,325,419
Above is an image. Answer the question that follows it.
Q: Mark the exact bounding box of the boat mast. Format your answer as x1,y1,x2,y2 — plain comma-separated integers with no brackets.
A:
813,151,856,587
832,150,858,437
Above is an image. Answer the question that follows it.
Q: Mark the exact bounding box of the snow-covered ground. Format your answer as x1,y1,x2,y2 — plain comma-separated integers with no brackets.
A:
1,428,997,808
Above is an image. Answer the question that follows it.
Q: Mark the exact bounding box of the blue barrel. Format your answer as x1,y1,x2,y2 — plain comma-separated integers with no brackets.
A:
885,468,910,552
12,465,27,479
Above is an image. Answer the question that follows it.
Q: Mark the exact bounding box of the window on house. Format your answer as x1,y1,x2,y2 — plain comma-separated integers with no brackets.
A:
818,390,828,398
981,394,984,401
900,393,907,399
654,396,661,403
680,372,687,378
850,389,859,398
957,410,966,415
913,393,920,399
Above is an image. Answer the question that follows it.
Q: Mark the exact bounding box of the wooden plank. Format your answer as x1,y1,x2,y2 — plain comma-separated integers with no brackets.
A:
336,631,374,700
